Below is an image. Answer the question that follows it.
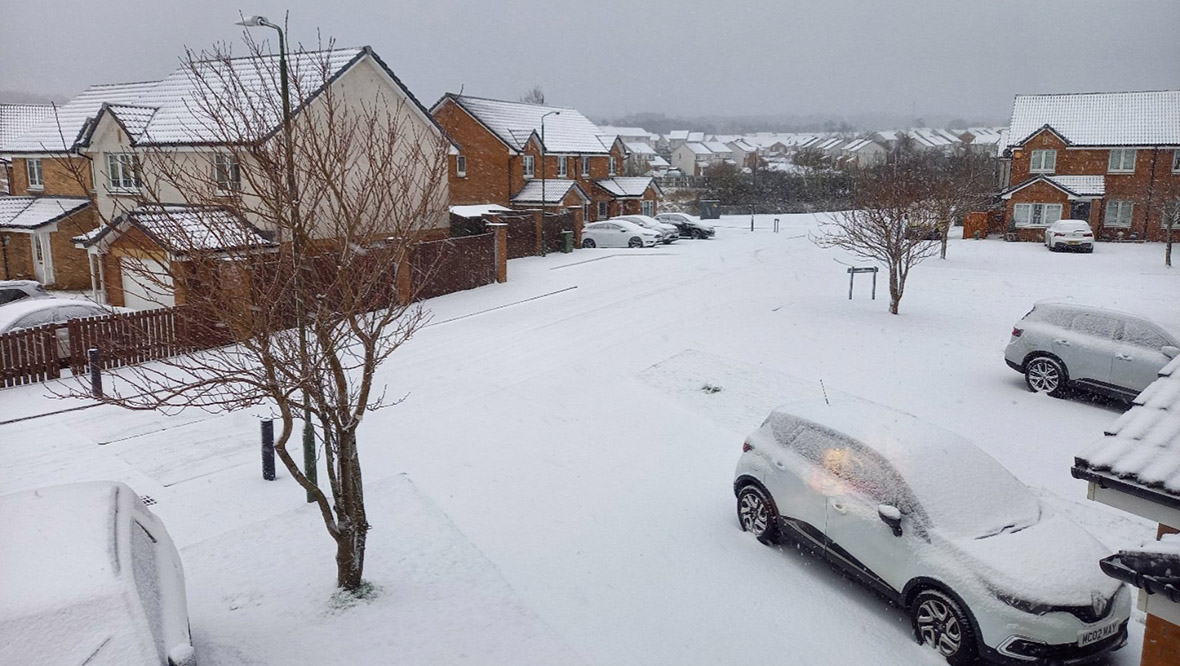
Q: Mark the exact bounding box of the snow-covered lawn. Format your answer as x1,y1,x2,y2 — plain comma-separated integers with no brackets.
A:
2,213,1176,664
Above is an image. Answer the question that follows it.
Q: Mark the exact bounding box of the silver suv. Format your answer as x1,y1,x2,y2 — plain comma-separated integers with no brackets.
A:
1004,302,1180,400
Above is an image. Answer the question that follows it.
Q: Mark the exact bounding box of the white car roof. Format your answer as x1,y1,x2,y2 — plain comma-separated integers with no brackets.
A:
1050,219,1091,228
0,297,103,332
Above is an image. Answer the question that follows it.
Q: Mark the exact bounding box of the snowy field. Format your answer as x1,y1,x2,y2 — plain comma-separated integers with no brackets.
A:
2,213,1176,665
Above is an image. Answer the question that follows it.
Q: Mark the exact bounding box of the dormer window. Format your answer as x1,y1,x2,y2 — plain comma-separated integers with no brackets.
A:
522,155,535,179
1029,149,1056,174
26,159,43,190
1108,148,1136,174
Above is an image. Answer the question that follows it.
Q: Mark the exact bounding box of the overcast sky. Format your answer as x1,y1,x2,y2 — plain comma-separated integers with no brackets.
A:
3,1,1178,125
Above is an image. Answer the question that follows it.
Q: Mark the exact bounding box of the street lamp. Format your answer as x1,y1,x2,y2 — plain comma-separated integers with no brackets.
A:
237,14,317,503
539,110,560,256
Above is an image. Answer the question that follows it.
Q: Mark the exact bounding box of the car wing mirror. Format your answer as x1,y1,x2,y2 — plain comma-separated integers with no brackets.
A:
878,504,903,537
1162,345,1179,359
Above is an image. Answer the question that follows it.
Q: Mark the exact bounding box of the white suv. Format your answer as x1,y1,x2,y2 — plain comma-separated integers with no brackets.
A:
1004,302,1180,400
733,397,1129,665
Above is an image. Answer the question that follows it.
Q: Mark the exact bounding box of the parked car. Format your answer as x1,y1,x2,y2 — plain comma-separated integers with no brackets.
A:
1044,219,1094,252
613,215,679,243
0,279,51,306
580,220,659,249
733,397,1130,665
0,481,196,666
656,212,716,239
0,298,125,362
1004,302,1180,400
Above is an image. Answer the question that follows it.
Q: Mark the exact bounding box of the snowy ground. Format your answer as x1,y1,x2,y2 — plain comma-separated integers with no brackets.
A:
3,213,1176,665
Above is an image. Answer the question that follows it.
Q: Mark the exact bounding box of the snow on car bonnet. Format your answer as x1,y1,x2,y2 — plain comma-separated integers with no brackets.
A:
772,397,1041,538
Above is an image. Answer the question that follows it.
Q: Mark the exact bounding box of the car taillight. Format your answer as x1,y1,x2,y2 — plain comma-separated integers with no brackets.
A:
742,441,753,452
1083,233,1093,237
1012,327,1023,337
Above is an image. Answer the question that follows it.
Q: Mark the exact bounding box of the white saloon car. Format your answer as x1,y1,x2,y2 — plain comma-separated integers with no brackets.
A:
1044,219,1094,252
613,215,679,243
733,397,1129,665
0,482,196,665
581,220,659,248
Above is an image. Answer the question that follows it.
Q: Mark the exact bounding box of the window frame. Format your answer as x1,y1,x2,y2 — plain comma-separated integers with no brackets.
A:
557,155,568,178
522,155,535,179
1104,200,1134,228
26,158,43,189
1108,148,1137,174
456,154,467,178
1012,202,1063,228
597,200,608,218
106,153,141,192
641,199,654,216
212,153,241,194
1172,149,1180,173
1029,149,1056,174
608,156,617,176
581,156,590,177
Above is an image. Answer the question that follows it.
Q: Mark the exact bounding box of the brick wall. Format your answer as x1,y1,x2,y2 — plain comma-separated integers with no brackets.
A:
1,232,34,280
433,99,514,206
8,156,91,197
1143,613,1180,666
47,207,98,290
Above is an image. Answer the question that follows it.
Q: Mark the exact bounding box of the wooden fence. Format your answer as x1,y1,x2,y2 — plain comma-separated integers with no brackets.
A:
0,324,61,387
410,232,497,301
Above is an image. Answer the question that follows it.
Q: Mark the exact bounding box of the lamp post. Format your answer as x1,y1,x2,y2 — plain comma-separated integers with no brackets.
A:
237,15,317,502
539,110,560,256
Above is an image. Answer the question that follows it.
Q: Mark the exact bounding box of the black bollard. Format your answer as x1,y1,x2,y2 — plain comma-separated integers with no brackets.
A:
261,419,275,481
88,348,102,398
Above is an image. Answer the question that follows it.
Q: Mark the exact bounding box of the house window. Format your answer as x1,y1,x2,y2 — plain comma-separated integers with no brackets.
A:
581,156,590,177
522,155,534,179
26,159,43,189
1029,149,1056,173
1104,200,1134,228
641,200,654,216
609,156,617,176
1172,149,1180,173
212,154,241,192
106,153,140,191
456,155,467,178
597,201,608,218
557,156,567,178
1012,202,1063,227
1108,148,1136,173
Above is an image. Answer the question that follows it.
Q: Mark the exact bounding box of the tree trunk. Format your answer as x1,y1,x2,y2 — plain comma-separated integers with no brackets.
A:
939,224,949,260
334,428,369,591
888,268,902,315
1167,223,1174,268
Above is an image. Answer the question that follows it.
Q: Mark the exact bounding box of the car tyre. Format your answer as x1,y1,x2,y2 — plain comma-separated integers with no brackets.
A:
1024,355,1068,397
628,237,643,248
911,589,977,665
736,484,779,545
582,238,596,249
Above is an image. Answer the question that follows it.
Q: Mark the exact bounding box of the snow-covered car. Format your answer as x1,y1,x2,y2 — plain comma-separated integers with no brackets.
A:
733,397,1130,666
613,215,679,243
0,481,195,666
580,220,660,249
1044,219,1094,252
1004,302,1180,401
0,279,51,306
655,212,715,239
0,298,127,363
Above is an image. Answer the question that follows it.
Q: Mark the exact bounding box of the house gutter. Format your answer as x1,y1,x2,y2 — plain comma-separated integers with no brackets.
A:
1071,464,1180,514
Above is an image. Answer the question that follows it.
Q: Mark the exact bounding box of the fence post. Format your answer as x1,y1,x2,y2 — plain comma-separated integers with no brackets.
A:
750,205,755,232
261,419,276,481
488,222,508,283
88,347,103,398
774,218,780,233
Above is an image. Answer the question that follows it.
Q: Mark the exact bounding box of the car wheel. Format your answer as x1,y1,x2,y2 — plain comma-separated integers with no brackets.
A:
1024,355,1068,397
628,237,643,248
736,484,779,545
582,238,596,249
911,589,976,665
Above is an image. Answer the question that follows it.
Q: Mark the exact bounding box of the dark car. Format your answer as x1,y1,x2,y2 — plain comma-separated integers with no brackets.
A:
656,213,716,239
0,280,50,306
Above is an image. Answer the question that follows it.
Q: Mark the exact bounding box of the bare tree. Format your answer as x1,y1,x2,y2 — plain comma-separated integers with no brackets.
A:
1161,194,1178,268
930,151,995,259
519,85,546,105
812,156,940,314
59,35,450,592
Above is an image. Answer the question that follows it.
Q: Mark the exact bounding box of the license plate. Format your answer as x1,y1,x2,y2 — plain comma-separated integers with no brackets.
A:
1068,240,1081,245
1078,621,1119,646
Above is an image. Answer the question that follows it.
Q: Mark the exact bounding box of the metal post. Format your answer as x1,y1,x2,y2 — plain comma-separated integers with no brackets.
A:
540,110,560,257
88,347,102,398
750,204,755,232
871,269,877,300
261,419,276,481
774,218,780,233
848,271,854,300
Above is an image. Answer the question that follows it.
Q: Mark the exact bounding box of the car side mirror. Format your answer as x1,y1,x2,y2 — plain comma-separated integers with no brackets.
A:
1163,346,1179,359
878,504,903,537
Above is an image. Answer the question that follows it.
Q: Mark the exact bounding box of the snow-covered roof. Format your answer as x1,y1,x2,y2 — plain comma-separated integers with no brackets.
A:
0,196,90,230
843,138,881,153
595,177,657,198
444,95,609,154
728,139,758,153
1076,355,1180,502
687,131,705,143
450,204,514,219
667,130,689,140
682,142,712,155
1007,90,1180,149
511,179,588,205
597,125,650,140
0,104,56,148
77,204,275,254
703,141,732,154
6,46,442,153
649,155,669,167
1001,175,1106,200
624,141,656,155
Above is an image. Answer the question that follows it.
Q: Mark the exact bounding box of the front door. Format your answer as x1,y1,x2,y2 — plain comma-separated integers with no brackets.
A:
1070,201,1091,222
31,232,53,284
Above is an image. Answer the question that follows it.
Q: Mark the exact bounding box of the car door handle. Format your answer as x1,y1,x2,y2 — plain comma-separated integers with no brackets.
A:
1117,353,1133,361
1054,339,1070,346
830,501,847,514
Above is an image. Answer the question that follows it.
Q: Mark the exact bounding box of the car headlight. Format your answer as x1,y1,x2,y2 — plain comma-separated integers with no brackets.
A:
995,591,1054,616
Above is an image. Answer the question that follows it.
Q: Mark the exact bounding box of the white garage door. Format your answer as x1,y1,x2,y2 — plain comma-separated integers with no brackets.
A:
120,257,175,310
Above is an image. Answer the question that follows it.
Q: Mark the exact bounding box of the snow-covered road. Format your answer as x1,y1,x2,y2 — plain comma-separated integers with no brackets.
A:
3,213,1174,664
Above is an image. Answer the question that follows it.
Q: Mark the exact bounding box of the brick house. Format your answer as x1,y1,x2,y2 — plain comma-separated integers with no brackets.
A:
430,94,658,225
1,47,451,307
1000,91,1180,242
1072,356,1180,666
